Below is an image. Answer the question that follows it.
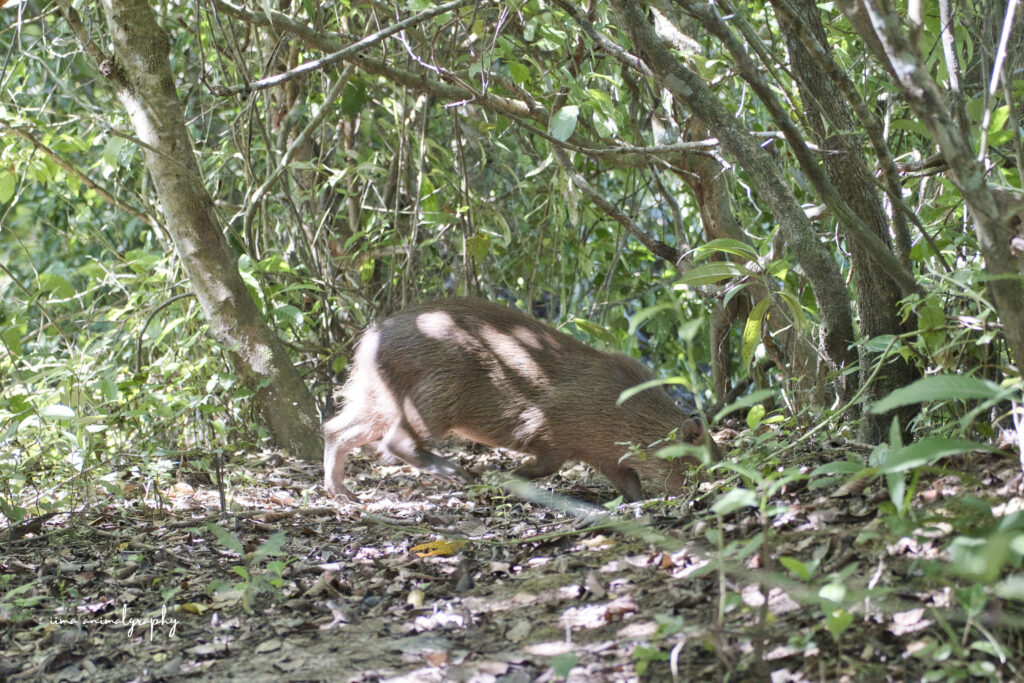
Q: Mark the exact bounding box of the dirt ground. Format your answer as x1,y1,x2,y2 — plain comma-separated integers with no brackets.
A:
2,436,1023,681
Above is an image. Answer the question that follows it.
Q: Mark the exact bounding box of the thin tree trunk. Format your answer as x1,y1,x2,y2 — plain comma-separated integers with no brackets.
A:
776,0,921,441
610,1,858,397
91,0,323,460
838,0,1024,367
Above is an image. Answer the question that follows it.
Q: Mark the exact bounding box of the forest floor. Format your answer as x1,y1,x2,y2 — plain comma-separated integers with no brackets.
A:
2,432,1023,682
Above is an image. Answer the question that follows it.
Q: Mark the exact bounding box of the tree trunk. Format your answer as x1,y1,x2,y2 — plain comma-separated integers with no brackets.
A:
95,0,323,460
838,0,1024,367
676,121,821,403
776,0,921,441
611,1,858,400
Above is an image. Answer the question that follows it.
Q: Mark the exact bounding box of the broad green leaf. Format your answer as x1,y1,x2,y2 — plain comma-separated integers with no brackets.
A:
340,80,368,117
0,171,16,203
988,105,1010,133
552,653,578,677
592,111,617,138
741,297,771,369
775,290,806,330
871,375,1005,413
274,304,303,327
918,298,946,350
713,389,775,423
617,376,690,405
249,531,287,560
890,118,930,138
711,487,758,515
571,318,617,346
745,403,766,429
863,334,898,353
102,136,126,168
676,262,743,287
694,238,759,261
948,534,1011,582
359,258,375,283
40,404,75,419
880,437,984,473
627,302,675,334
207,522,245,554
818,583,847,605
508,61,530,85
809,459,868,476
825,608,853,640
677,315,704,342
465,233,490,261
38,273,75,299
550,105,579,141
994,573,1024,602
780,556,812,581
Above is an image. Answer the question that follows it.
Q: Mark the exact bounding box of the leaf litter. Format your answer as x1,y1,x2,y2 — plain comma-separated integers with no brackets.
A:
2,433,1023,681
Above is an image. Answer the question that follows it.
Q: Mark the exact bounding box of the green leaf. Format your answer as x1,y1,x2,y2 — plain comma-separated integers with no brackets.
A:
340,80,368,117
948,534,1011,582
918,298,946,350
676,262,743,287
102,136,126,168
552,652,577,677
550,105,579,141
745,403,766,429
331,355,348,374
879,437,984,473
2,323,24,357
508,61,530,85
988,105,1010,133
741,297,771,369
871,375,1005,413
592,111,618,138
40,404,75,419
825,608,853,640
0,171,15,203
713,389,775,423
249,531,287,561
890,118,930,138
617,376,690,405
274,304,303,327
627,302,675,334
38,273,75,299
779,556,812,581
207,522,245,554
711,487,757,515
863,334,898,353
818,583,847,605
694,238,759,261
359,258,375,283
571,318,616,346
809,459,867,476
465,233,490,261
994,573,1024,602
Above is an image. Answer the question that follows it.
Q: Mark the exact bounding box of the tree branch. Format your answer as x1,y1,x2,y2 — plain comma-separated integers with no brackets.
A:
3,125,161,233
678,0,921,297
836,0,1024,365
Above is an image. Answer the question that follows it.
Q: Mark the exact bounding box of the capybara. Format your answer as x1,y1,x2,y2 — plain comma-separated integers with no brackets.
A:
324,298,720,501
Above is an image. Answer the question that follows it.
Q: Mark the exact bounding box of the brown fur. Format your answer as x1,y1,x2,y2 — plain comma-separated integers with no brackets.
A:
323,298,721,502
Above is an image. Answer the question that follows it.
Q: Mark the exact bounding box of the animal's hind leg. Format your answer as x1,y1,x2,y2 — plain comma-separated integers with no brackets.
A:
379,419,475,483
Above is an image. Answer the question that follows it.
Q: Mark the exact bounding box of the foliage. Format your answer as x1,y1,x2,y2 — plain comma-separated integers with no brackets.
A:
206,523,291,613
1,0,1023,675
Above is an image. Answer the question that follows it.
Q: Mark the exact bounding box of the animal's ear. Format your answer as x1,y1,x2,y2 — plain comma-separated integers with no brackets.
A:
680,417,705,443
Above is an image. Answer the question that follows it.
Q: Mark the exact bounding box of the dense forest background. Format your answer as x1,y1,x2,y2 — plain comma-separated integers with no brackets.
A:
2,0,1024,679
